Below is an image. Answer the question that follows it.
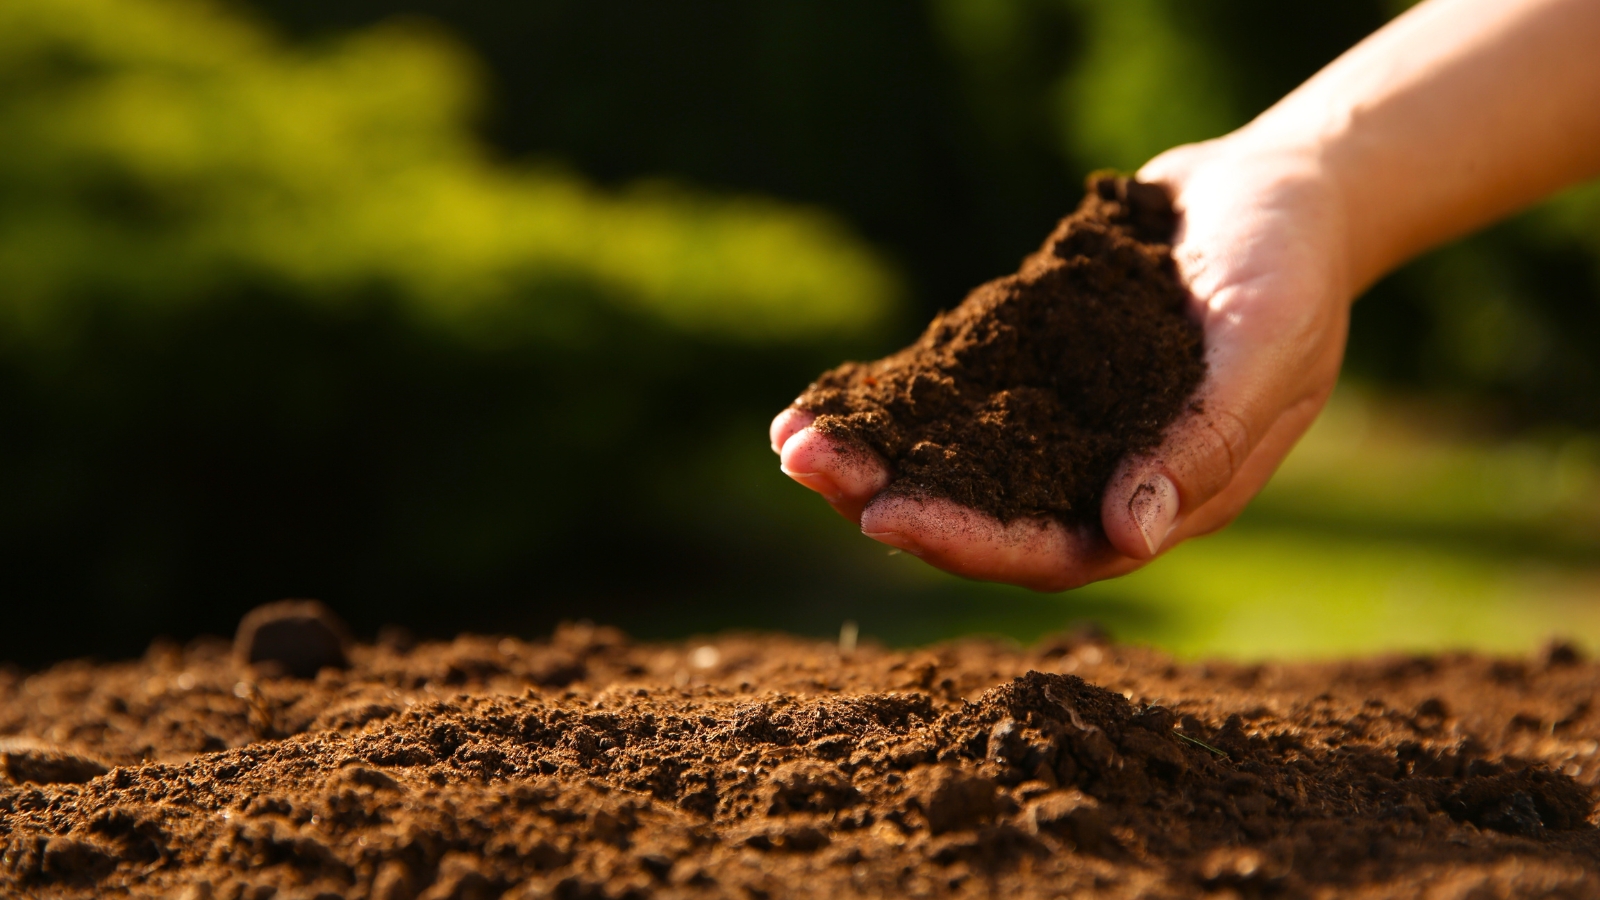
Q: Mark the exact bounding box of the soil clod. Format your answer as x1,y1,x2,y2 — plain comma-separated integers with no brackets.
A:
234,598,350,678
0,738,108,785
797,174,1205,525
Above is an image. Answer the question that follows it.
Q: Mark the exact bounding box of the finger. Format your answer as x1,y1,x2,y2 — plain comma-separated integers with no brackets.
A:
1167,388,1328,541
769,407,815,453
1101,320,1339,560
779,425,891,521
1111,153,1349,559
859,494,1134,592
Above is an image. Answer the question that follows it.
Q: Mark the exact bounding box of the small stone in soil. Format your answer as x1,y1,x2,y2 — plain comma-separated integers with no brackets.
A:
0,738,109,785
233,598,350,679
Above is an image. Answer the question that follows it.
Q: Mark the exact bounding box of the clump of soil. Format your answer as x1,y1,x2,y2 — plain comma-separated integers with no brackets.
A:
797,174,1205,524
4,618,1600,899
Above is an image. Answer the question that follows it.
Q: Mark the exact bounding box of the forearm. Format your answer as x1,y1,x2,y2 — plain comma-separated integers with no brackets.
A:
1240,0,1600,293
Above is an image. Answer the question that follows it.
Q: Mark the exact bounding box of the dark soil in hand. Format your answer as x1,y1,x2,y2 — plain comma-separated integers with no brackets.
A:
797,174,1205,525
5,620,1600,899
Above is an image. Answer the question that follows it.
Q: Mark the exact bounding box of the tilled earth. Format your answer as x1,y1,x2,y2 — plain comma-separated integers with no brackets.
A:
3,622,1599,899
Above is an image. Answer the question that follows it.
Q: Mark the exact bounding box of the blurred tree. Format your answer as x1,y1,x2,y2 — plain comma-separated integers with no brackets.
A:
6,0,1600,664
0,0,902,662
246,0,1086,322
0,0,894,343
242,1,1416,312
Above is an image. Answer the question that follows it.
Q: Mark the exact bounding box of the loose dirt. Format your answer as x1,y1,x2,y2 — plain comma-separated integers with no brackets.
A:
4,618,1599,899
796,174,1205,525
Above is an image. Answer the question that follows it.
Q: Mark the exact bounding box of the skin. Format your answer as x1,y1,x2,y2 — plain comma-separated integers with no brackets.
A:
771,0,1600,591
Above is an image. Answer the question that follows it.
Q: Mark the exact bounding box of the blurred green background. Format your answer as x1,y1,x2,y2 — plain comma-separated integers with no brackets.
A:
5,0,1600,665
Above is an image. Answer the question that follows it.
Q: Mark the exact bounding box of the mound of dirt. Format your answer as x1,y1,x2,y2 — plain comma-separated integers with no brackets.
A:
796,174,1205,525
3,621,1599,899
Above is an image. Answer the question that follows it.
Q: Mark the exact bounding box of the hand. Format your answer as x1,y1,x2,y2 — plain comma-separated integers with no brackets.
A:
771,132,1355,590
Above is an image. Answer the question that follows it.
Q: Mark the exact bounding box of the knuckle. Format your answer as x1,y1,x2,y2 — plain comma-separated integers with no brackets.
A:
1192,407,1254,497
1186,507,1243,539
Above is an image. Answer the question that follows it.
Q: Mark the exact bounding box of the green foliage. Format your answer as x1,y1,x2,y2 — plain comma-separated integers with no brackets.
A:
0,0,897,345
6,0,1600,663
1355,185,1600,421
1052,0,1238,170
0,0,907,663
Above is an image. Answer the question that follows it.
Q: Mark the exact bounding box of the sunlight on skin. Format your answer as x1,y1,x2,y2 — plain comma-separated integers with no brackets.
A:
773,0,1600,595
858,495,1138,592
1098,141,1350,564
771,407,1139,590
768,141,1350,592
770,408,887,522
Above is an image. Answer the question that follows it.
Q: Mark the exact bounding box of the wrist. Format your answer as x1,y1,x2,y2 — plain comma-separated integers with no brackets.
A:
1152,124,1361,310
1247,113,1399,296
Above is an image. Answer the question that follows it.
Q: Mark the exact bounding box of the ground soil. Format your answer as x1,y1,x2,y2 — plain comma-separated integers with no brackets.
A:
797,174,1205,525
4,620,1600,899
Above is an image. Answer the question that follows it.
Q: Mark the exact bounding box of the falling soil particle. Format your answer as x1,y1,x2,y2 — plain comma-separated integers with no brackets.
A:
797,173,1205,525
3,623,1600,898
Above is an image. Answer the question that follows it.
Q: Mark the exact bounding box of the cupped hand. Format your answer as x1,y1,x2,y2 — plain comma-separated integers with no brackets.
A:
771,132,1356,590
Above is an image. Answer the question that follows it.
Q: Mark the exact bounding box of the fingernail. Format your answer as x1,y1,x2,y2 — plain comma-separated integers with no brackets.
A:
862,530,924,557
1129,474,1179,556
781,467,843,503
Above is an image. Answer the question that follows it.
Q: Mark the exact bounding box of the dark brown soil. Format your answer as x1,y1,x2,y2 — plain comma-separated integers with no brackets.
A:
5,621,1600,899
797,174,1205,525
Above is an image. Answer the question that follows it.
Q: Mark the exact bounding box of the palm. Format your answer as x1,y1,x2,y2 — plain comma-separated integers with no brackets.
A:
772,138,1352,591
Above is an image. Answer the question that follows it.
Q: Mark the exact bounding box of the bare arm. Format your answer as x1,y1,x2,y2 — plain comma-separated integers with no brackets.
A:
773,0,1600,589
1258,0,1600,292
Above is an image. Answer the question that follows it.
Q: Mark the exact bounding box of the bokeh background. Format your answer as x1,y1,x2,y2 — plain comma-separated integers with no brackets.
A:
6,0,1600,666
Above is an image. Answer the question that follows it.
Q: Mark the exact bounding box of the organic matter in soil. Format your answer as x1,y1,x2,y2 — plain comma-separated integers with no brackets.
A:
3,615,1598,899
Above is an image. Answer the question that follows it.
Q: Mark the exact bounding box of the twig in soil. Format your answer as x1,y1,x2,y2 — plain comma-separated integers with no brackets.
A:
1173,730,1229,758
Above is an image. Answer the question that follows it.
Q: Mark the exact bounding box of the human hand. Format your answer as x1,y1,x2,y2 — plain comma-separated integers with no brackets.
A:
771,132,1355,590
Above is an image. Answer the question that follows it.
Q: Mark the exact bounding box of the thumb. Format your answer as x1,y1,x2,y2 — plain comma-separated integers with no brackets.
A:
1102,391,1264,560
1100,355,1308,561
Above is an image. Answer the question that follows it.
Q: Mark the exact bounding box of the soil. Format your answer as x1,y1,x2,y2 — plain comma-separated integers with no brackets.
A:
5,618,1600,899
796,174,1206,525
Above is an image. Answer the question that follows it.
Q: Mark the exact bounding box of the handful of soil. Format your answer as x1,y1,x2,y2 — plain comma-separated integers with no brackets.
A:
797,174,1205,525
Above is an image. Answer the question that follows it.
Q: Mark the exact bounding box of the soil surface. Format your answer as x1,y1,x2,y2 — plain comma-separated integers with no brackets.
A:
797,174,1205,525
3,623,1600,900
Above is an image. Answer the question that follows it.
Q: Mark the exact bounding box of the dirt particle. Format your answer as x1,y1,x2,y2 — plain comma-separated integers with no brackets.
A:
1025,790,1108,850
334,764,401,792
372,860,417,900
1195,845,1289,889
418,853,500,900
1543,640,1586,668
769,760,857,813
907,765,1000,834
40,837,117,882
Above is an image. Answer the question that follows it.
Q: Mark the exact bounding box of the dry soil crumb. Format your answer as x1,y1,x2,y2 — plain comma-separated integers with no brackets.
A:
2,624,1599,899
797,174,1205,525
